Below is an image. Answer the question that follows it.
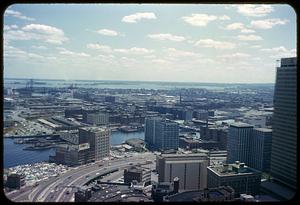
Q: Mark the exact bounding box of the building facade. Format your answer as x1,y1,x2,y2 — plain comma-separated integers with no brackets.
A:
270,57,297,190
124,166,151,185
226,122,253,164
157,153,209,190
145,117,179,151
79,127,110,161
249,128,272,172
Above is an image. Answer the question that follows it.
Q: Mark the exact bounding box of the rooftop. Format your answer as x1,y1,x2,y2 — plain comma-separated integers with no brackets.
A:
80,126,108,132
229,122,253,128
254,127,272,132
208,162,261,177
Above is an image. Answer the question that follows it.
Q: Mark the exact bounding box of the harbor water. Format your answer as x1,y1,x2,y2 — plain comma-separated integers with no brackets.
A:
4,131,144,168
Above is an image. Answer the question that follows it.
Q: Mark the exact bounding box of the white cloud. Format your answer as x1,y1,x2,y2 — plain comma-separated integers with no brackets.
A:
240,28,256,33
4,24,68,44
219,15,231,20
151,59,171,65
261,46,288,53
195,39,235,49
182,14,218,26
4,24,18,30
225,23,244,30
86,43,113,53
96,29,119,36
251,18,289,29
32,45,48,50
122,12,156,23
57,47,90,57
261,46,296,58
166,48,198,57
235,4,274,17
237,34,263,41
220,52,250,58
250,45,262,48
5,9,35,21
4,45,51,62
147,33,186,42
114,47,154,55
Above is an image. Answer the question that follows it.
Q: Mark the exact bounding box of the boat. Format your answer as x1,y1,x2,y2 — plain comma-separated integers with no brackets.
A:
14,139,25,144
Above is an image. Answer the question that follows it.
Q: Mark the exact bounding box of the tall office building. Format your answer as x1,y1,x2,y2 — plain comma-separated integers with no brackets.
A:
79,127,110,161
145,117,161,148
270,57,297,190
226,122,253,164
249,128,272,172
145,117,179,151
157,153,209,190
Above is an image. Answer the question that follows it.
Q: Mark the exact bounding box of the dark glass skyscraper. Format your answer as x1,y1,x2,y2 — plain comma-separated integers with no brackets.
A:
270,57,297,190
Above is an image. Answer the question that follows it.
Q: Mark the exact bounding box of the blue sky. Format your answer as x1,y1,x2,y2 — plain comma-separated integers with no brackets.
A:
3,4,296,83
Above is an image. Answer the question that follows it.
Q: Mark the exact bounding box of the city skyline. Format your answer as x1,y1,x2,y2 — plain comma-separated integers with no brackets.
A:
4,4,296,83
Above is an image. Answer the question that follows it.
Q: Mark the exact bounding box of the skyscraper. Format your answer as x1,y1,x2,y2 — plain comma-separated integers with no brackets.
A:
145,117,179,151
270,57,297,190
249,128,272,172
145,117,162,149
226,122,253,164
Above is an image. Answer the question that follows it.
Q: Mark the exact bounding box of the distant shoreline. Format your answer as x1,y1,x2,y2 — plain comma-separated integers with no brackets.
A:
3,77,275,86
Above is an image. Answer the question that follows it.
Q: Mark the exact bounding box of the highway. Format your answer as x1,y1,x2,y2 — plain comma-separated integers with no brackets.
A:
5,152,156,202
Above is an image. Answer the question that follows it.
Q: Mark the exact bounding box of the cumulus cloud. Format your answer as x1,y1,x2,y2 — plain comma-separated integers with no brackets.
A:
240,28,256,33
5,9,35,21
57,47,90,57
234,4,274,17
225,23,244,30
96,29,119,36
182,14,231,26
4,45,54,62
122,12,156,23
237,34,263,41
219,15,231,20
114,47,154,55
32,45,48,50
251,18,289,29
182,14,217,26
147,33,186,42
195,39,235,49
86,43,113,53
165,48,198,57
261,46,296,58
4,24,68,45
4,24,18,30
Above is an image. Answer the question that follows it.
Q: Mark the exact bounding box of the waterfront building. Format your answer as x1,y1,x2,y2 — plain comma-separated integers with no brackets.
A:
145,117,179,151
144,117,161,148
52,143,91,166
155,120,179,151
59,130,79,145
79,127,110,161
123,166,151,185
226,122,253,164
270,57,297,190
84,112,109,125
249,128,272,172
156,153,209,190
207,162,261,197
6,173,25,189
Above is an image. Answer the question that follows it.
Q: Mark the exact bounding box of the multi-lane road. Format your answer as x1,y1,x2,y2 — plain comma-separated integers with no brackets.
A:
5,152,156,202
